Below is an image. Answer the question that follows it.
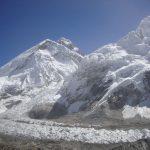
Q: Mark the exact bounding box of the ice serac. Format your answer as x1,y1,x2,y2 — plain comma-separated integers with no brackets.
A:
0,39,83,115
50,16,150,125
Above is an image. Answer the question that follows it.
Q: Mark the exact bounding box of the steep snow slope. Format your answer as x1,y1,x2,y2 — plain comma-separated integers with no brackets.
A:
50,16,150,124
0,39,83,116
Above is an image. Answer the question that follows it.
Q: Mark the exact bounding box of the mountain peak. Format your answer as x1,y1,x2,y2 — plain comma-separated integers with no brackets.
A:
137,16,150,38
0,37,83,95
38,39,58,50
58,37,80,52
117,16,150,56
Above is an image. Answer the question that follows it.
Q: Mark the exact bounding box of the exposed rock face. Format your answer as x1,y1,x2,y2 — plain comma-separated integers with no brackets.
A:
4,100,22,109
143,70,150,91
107,83,142,110
0,84,23,98
28,103,53,119
47,102,67,119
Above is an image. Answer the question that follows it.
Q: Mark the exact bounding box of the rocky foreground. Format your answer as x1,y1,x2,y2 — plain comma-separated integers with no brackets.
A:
0,138,150,150
0,117,149,150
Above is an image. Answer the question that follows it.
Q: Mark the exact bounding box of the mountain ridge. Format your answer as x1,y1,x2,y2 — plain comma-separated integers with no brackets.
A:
47,16,150,125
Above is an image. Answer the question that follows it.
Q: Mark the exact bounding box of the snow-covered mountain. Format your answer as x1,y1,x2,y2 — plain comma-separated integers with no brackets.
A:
0,39,83,115
1,16,150,149
1,17,150,122
0,39,82,89
1,16,150,125
48,16,150,125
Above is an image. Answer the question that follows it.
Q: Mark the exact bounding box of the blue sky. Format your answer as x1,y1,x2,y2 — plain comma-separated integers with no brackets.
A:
0,0,150,67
